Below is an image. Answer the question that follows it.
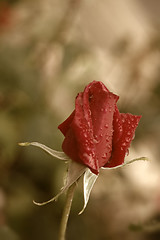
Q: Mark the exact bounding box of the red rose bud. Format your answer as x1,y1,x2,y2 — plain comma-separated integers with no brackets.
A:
58,81,141,175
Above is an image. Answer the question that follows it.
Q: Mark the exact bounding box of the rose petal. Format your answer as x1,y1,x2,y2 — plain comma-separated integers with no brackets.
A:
104,113,141,168
59,81,119,174
112,105,123,144
71,92,99,174
58,111,75,136
61,127,81,163
88,82,119,168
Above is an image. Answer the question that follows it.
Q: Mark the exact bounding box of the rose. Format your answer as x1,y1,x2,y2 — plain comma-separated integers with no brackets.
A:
19,80,146,214
58,81,141,175
19,81,146,238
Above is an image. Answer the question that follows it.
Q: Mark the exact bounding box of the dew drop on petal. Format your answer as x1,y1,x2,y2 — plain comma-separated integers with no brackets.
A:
87,147,91,152
84,133,88,138
119,127,123,133
83,153,93,164
93,135,100,144
125,137,130,142
102,153,107,159
93,139,99,144
122,142,127,147
105,136,110,142
126,149,129,156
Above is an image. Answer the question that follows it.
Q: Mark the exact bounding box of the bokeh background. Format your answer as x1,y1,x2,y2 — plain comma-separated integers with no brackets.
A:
0,0,160,239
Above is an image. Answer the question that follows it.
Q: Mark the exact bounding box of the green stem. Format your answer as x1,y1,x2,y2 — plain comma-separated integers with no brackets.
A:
58,183,76,240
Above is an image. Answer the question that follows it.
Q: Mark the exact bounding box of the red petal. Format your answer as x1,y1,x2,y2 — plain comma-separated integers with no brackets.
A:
88,82,119,168
58,111,75,136
58,81,142,174
104,113,141,168
71,92,99,174
112,105,123,144
58,81,119,174
61,127,81,163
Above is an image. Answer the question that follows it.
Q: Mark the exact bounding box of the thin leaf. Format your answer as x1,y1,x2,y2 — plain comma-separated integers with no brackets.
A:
33,160,86,206
103,157,149,170
19,142,69,161
79,168,98,215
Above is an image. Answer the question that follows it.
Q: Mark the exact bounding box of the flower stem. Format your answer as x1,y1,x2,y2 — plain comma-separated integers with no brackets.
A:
58,183,76,240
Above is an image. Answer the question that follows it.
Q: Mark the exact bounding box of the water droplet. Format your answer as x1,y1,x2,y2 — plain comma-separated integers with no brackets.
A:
128,120,131,124
125,137,130,142
122,118,125,123
105,124,108,128
93,139,99,144
84,133,87,138
107,143,111,149
132,134,135,140
127,131,131,135
86,146,90,151
100,133,103,137
83,153,93,163
126,149,129,156
119,127,123,133
93,135,100,144
122,142,127,147
89,95,93,101
106,135,110,141
108,105,112,112
101,108,104,112
94,134,98,139
121,147,124,151
102,153,107,159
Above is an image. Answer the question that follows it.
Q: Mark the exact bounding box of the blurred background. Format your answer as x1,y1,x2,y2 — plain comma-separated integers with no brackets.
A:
0,0,160,239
